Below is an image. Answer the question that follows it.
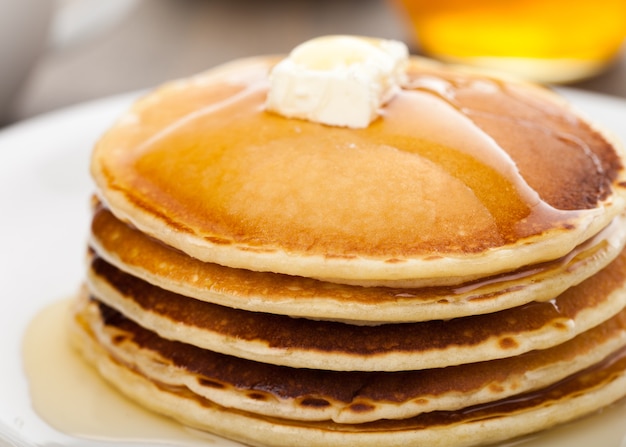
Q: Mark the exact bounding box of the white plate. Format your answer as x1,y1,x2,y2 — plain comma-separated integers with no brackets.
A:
1,88,626,447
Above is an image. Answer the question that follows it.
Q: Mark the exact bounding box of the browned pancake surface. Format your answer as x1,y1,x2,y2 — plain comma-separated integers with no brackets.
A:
87,248,626,370
84,296,626,422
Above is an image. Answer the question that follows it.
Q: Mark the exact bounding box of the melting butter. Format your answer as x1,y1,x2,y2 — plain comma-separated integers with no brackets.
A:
265,35,408,128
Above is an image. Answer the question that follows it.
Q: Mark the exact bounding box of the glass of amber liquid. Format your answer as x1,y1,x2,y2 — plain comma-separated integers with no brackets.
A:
391,0,626,83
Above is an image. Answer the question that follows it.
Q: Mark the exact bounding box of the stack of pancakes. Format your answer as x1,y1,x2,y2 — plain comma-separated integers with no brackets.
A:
70,54,626,446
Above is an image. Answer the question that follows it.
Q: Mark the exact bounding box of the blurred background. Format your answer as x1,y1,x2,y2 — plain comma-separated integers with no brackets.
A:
1,0,625,127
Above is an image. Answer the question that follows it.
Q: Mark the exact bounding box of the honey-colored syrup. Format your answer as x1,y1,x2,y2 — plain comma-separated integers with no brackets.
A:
21,299,237,446
109,63,609,259
22,299,626,447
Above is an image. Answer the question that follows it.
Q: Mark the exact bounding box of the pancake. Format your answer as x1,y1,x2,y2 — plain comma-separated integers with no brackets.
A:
72,291,626,424
69,37,626,447
70,297,626,447
90,204,626,322
85,249,626,371
90,55,626,285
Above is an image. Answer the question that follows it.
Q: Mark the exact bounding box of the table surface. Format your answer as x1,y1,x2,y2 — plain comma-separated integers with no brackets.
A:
7,0,626,124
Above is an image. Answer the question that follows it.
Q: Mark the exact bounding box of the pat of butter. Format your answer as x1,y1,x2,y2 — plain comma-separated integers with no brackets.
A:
266,35,408,128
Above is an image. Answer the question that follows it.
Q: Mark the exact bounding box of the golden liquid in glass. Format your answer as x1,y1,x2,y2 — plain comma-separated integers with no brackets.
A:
392,0,626,82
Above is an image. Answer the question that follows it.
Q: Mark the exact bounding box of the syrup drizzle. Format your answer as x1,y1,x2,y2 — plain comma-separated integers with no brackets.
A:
133,79,270,159
406,73,607,204
451,214,622,296
117,62,605,255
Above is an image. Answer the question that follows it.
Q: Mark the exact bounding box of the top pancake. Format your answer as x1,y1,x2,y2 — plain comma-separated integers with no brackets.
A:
91,56,626,284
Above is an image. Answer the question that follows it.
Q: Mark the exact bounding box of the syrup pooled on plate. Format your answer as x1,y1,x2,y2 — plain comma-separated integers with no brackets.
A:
22,299,238,446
